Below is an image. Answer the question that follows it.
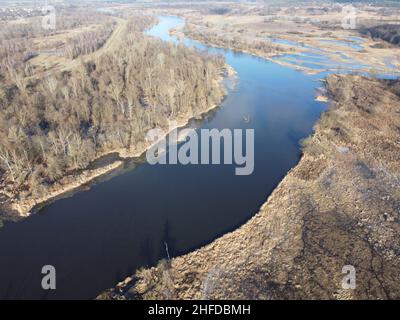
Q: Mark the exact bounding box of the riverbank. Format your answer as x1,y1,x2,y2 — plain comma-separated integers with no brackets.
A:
100,74,400,299
1,66,230,219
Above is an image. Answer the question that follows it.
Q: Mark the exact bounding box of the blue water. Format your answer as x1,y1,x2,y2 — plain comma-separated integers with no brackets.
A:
269,38,309,48
345,35,366,44
0,16,329,299
320,39,364,51
268,33,386,73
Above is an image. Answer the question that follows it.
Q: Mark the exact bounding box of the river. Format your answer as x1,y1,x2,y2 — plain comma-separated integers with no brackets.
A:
0,16,327,299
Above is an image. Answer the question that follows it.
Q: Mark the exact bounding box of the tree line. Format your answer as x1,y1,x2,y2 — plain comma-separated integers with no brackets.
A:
183,24,288,56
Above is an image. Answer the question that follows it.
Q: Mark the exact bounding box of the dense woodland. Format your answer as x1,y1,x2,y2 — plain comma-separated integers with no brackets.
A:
0,13,225,203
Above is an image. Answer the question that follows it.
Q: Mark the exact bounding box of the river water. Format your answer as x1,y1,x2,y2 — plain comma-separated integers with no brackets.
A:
0,16,327,299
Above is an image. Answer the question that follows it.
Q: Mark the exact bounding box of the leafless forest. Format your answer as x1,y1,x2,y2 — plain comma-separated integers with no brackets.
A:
362,24,400,45
0,7,225,209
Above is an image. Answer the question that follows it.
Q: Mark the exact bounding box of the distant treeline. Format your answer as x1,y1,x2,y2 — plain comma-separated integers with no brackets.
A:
361,24,400,46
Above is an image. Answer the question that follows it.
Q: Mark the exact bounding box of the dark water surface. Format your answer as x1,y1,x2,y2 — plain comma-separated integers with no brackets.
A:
0,16,327,299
